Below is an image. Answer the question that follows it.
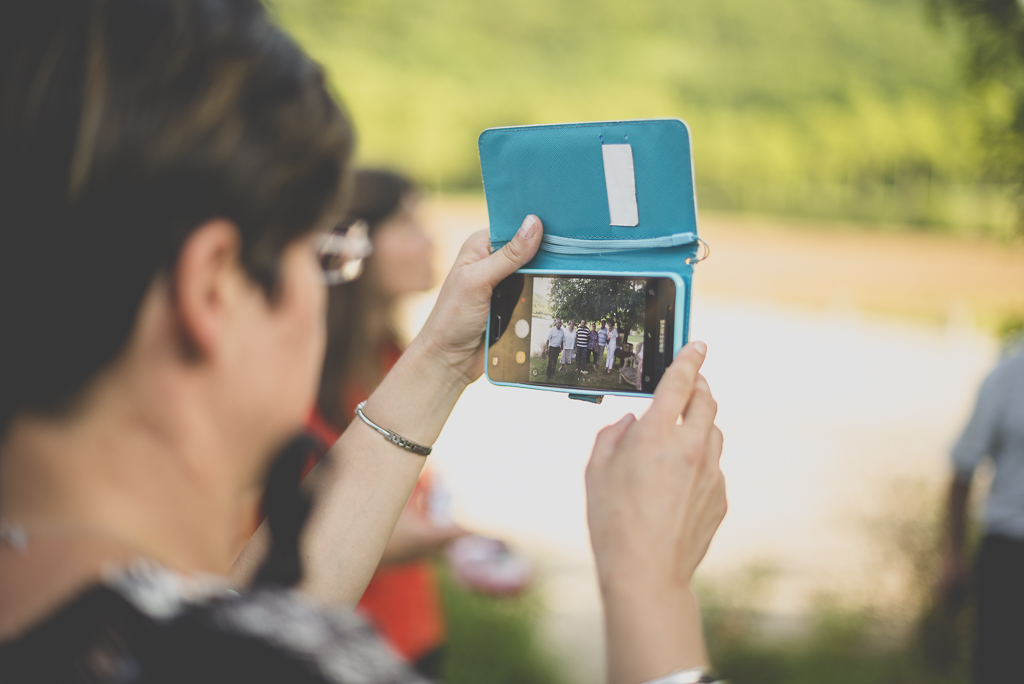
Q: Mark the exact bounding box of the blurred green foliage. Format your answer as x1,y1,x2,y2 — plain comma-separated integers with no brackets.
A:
269,0,1015,231
704,604,971,684
438,567,568,684
928,0,1024,224
700,481,979,684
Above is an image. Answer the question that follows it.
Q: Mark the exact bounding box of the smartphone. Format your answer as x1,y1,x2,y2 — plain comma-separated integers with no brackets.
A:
486,271,684,397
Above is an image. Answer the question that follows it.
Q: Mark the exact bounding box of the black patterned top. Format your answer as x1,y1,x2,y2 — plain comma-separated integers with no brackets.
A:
0,562,426,684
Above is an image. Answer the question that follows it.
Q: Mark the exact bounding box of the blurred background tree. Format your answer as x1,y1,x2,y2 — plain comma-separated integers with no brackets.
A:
269,0,1017,234
927,0,1024,229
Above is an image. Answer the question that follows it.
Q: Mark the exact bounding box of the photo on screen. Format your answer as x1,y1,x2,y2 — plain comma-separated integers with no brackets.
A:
528,277,647,391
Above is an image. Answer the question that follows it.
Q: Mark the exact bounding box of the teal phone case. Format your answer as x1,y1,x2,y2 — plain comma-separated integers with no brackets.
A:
480,119,703,399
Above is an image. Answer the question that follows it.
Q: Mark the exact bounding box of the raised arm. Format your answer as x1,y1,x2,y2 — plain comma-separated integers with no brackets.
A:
586,341,727,684
938,365,1002,610
232,216,543,604
939,473,972,609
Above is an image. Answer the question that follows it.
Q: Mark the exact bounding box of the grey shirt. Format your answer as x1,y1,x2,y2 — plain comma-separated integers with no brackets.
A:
546,326,564,349
952,350,1024,538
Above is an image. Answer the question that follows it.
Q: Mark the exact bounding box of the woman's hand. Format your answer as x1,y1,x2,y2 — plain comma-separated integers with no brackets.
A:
379,505,466,566
586,341,726,683
415,215,543,385
588,340,725,587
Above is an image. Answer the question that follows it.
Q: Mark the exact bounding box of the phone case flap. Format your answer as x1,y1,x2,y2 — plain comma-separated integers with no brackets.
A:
479,119,701,275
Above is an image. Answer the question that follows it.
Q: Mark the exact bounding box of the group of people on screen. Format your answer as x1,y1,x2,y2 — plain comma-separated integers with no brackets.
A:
544,318,627,380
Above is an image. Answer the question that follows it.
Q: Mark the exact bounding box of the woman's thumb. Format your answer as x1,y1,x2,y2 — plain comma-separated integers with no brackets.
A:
479,215,542,286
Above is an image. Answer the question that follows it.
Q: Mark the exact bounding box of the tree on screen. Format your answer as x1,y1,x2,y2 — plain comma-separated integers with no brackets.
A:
549,278,645,341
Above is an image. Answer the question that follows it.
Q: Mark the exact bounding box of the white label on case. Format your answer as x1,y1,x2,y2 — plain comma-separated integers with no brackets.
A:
601,144,639,227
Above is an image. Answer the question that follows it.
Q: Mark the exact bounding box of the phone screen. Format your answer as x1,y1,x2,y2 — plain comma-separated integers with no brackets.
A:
487,274,678,395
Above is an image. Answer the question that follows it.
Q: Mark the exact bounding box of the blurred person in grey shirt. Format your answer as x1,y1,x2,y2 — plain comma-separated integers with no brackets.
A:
941,350,1024,683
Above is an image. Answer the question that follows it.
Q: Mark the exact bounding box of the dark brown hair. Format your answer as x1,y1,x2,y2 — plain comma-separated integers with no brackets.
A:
0,0,354,434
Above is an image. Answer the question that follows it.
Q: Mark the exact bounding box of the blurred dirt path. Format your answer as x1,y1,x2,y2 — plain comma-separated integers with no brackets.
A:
422,196,1024,329
695,214,1024,328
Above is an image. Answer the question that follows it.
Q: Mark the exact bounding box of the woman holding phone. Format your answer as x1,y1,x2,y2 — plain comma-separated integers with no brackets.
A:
0,2,727,683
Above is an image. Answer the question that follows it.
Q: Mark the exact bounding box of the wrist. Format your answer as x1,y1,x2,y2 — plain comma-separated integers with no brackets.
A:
596,554,693,601
600,571,695,611
405,331,475,394
602,577,710,683
360,337,470,448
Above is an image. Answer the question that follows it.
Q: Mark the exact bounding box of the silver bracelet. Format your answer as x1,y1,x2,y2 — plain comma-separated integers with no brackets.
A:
354,401,433,456
642,668,726,684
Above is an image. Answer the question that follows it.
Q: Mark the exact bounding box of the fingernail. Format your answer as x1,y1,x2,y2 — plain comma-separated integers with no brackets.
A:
517,215,538,239
692,340,707,356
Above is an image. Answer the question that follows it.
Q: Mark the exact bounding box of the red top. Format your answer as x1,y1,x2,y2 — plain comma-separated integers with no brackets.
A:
305,341,445,662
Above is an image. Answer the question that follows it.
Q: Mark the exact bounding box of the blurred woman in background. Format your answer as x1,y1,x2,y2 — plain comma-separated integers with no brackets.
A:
310,169,459,680
315,170,433,430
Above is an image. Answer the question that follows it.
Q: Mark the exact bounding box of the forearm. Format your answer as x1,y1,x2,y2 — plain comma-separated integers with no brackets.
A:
298,336,468,604
946,474,971,556
602,580,709,684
